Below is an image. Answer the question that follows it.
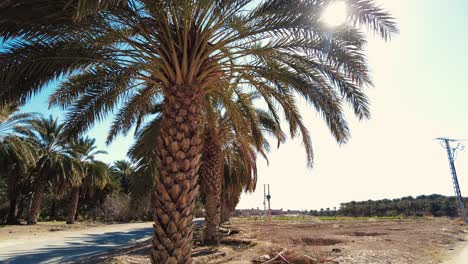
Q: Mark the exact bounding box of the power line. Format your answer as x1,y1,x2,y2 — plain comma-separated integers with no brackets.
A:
436,137,467,224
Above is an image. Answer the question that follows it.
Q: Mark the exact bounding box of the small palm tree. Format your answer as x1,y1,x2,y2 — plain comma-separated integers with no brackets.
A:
67,137,108,224
0,0,397,261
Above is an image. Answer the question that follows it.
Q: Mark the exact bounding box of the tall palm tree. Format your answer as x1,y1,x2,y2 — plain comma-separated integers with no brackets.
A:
67,137,108,224
128,94,285,244
199,94,287,244
0,1,397,261
220,134,259,223
19,116,78,225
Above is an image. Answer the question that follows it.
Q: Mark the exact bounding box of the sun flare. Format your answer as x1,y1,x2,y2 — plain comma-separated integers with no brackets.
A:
321,1,348,27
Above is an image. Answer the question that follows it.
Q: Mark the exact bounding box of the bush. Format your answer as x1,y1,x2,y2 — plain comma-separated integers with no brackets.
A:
102,193,153,222
131,193,153,221
102,193,132,222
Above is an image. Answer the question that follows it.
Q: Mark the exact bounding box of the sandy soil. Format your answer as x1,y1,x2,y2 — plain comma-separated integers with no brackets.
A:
0,221,105,241
88,217,468,264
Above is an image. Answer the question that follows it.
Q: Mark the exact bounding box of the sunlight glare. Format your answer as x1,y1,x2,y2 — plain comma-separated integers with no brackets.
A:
321,1,348,27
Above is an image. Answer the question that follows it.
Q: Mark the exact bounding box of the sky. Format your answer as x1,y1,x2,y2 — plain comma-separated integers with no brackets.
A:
20,0,468,210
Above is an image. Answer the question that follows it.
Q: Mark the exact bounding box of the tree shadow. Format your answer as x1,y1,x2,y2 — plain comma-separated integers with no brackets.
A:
0,227,152,264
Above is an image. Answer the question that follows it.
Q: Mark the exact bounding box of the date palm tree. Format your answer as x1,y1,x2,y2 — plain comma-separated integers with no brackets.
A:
109,160,135,194
0,0,396,261
0,105,36,224
18,116,79,225
199,94,287,244
220,134,259,223
129,92,286,244
67,137,108,224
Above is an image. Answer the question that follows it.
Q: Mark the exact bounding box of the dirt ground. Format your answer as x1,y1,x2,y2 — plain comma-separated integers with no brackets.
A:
89,217,468,264
0,221,104,241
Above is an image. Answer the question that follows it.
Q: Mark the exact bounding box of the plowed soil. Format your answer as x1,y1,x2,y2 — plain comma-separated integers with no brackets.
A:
90,217,468,264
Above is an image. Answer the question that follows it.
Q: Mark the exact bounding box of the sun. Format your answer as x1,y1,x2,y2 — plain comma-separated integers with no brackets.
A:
321,1,348,27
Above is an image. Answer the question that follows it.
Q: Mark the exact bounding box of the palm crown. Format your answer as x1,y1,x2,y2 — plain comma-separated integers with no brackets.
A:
1,0,396,146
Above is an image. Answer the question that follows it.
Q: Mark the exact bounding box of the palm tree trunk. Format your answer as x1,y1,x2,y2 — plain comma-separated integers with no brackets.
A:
199,129,223,245
49,199,56,220
6,196,18,225
6,174,19,225
220,198,230,223
67,187,80,224
151,85,204,264
27,175,47,225
16,194,26,220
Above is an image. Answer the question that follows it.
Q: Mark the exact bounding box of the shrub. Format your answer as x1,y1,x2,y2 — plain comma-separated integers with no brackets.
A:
102,193,132,222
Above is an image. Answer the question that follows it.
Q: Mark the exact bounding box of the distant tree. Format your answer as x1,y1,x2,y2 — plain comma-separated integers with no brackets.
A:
0,106,36,224
67,137,108,224
109,160,134,194
19,116,79,225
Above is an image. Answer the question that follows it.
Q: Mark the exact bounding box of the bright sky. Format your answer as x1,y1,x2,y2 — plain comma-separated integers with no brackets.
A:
20,0,468,210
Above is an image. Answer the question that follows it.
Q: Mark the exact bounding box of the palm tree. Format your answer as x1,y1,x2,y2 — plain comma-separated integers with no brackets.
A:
128,94,285,244
109,160,135,194
0,105,37,224
0,1,396,261
19,116,78,225
199,94,287,244
220,137,259,223
67,137,108,224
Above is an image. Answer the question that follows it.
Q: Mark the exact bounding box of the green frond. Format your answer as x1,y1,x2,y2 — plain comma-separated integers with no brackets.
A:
0,0,397,192
0,38,111,105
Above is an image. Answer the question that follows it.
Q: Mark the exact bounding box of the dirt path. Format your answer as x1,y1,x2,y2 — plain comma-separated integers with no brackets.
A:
443,238,468,264
0,222,153,264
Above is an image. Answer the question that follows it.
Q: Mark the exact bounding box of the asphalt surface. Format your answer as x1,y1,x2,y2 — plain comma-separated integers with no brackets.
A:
0,220,203,264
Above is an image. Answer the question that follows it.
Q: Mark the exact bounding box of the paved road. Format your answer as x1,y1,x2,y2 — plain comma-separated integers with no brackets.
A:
0,220,203,264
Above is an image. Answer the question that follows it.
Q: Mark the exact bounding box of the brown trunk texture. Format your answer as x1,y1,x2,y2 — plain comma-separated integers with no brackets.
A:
6,174,19,224
49,199,56,220
67,187,80,224
221,198,231,223
199,129,223,245
27,175,47,225
7,196,18,225
16,195,25,220
151,84,203,264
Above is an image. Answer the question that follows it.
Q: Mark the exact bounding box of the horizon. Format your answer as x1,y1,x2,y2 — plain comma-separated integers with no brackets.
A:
16,0,468,211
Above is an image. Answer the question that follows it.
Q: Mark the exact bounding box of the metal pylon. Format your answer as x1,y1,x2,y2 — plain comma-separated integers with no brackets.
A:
437,138,467,224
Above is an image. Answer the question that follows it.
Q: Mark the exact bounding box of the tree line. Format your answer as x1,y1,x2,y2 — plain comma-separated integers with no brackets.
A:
0,108,249,225
308,194,465,217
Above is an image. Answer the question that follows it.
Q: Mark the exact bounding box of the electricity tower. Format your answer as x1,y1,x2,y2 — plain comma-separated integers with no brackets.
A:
436,137,467,224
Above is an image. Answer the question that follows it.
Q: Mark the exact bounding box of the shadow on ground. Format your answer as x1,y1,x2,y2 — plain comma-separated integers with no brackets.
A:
0,227,152,264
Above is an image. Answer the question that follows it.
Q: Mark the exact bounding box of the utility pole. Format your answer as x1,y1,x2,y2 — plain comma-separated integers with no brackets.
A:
266,184,271,223
263,184,272,223
263,184,267,218
436,137,467,224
